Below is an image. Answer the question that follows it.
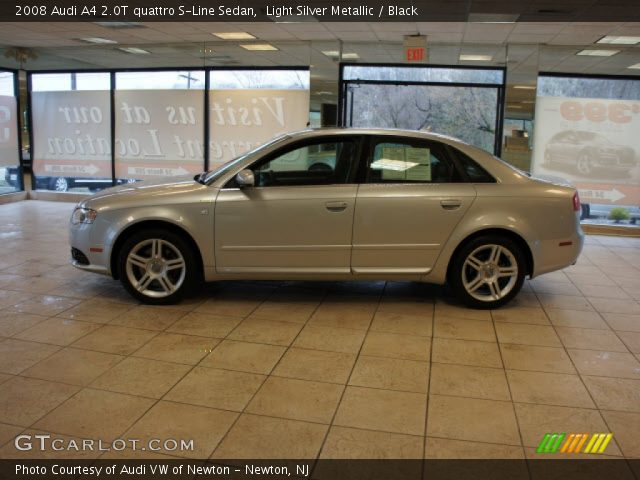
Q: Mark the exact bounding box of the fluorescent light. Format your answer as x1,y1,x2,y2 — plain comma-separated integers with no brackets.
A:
213,32,255,40
576,49,619,56
597,36,640,45
507,105,523,109
513,85,536,90
460,54,492,61
80,37,117,44
118,47,150,55
240,43,278,51
628,63,640,69
322,51,359,59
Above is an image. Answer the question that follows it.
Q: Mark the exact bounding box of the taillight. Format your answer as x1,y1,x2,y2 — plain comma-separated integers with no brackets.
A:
572,191,580,212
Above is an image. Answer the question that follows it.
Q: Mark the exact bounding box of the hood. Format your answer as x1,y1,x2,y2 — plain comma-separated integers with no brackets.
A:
82,175,208,211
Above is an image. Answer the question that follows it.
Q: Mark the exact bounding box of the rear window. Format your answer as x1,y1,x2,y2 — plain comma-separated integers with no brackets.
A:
451,148,496,183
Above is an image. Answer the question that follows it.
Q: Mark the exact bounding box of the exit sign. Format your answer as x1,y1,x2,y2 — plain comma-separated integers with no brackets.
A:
406,47,425,62
403,35,427,62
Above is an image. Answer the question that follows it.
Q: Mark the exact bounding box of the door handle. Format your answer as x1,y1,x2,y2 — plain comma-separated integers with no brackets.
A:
440,199,462,210
325,201,348,212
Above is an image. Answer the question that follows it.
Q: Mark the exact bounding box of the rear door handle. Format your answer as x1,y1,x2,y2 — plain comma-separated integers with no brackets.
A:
325,201,348,212
440,199,462,210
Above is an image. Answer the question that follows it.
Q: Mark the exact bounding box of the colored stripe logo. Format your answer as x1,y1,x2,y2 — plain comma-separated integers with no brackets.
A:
536,433,613,454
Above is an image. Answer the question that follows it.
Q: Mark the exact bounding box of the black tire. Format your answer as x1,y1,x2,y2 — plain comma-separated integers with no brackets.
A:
118,229,197,305
449,235,526,309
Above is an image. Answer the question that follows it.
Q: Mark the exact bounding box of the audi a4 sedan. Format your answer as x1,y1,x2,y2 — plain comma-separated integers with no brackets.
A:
69,129,584,309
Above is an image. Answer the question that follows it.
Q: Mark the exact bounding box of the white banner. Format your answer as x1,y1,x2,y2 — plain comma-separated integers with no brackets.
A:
532,96,640,205
114,89,204,179
208,89,310,165
0,95,19,168
32,90,111,178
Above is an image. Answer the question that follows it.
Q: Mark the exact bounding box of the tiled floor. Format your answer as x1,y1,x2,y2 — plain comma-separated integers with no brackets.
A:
0,200,639,460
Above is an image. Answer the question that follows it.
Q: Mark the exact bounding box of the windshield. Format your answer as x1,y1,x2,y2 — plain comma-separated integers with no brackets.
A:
203,135,290,184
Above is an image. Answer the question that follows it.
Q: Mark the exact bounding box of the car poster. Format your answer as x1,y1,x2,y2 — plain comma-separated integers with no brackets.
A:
0,95,19,167
208,88,310,165
531,95,640,206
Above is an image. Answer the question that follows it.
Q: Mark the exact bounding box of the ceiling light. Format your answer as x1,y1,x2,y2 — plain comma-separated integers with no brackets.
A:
507,105,523,109
314,91,333,95
118,47,150,55
513,85,536,90
628,63,640,69
213,32,255,40
460,54,492,61
80,37,117,44
240,44,278,51
322,51,359,59
597,36,640,45
576,49,619,56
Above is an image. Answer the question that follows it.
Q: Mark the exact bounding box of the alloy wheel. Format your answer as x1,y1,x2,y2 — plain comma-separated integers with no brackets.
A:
461,244,518,302
125,238,186,298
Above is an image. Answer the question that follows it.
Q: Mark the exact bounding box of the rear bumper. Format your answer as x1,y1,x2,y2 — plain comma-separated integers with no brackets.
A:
531,227,584,278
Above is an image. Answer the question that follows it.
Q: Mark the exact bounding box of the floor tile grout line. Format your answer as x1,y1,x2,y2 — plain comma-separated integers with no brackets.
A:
489,307,530,471
422,299,436,465
205,283,328,461
531,285,630,460
313,282,386,468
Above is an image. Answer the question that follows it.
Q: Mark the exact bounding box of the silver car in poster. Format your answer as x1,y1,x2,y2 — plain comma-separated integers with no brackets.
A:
69,129,584,309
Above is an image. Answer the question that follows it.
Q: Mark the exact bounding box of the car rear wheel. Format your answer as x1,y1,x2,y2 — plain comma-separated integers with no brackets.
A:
118,229,196,305
450,235,525,309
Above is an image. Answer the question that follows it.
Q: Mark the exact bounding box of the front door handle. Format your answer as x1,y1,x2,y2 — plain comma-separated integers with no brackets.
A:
440,199,462,210
325,201,348,212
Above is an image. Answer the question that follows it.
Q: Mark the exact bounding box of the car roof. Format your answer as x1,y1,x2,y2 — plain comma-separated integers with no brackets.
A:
287,127,472,147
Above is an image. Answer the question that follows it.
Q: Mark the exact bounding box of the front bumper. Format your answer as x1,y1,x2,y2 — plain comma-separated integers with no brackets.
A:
69,221,111,276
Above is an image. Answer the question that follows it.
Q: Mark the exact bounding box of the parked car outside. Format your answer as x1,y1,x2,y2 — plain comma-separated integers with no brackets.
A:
5,167,136,192
69,128,584,309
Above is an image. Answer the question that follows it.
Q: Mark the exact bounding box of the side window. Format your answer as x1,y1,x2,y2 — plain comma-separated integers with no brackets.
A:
367,141,457,184
250,140,356,187
452,148,496,183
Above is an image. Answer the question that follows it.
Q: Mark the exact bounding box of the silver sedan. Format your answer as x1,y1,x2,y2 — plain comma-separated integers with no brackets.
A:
69,129,584,309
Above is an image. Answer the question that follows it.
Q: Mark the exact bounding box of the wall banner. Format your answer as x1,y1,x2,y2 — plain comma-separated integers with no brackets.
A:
532,96,640,205
0,95,19,168
208,89,310,165
114,89,204,179
31,90,111,178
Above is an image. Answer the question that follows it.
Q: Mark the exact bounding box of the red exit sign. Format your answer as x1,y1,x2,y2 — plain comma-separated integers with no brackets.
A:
405,47,425,62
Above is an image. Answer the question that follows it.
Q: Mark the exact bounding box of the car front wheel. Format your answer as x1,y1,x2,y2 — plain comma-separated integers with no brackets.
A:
450,235,525,309
118,229,196,304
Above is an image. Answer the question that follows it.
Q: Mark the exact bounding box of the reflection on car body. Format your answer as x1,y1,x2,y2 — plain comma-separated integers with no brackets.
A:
69,128,584,309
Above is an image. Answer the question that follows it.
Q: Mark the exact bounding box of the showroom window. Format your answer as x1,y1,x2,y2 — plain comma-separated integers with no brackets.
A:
247,138,357,187
532,73,640,228
115,70,205,182
30,72,111,193
340,64,505,156
208,69,310,166
0,70,21,193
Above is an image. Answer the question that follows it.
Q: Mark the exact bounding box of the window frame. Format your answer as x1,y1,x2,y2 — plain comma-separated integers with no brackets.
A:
224,134,365,189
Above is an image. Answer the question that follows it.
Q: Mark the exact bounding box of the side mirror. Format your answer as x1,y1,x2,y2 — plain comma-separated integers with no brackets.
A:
235,169,255,187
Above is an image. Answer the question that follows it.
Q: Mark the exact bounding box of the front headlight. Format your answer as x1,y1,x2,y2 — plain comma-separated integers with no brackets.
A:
71,207,98,225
